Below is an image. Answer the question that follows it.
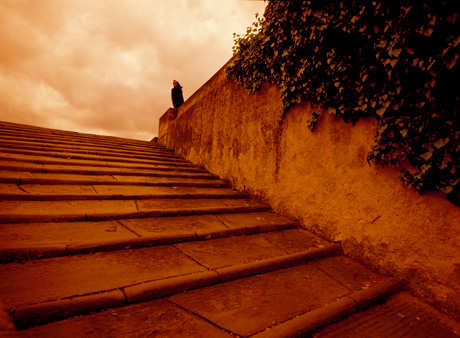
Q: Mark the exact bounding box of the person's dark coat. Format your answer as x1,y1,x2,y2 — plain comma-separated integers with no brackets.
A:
171,82,184,108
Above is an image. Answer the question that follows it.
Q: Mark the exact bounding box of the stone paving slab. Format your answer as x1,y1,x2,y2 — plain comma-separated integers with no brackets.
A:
0,171,123,185
0,183,244,200
0,128,156,150
0,212,299,262
111,175,223,186
121,212,296,236
167,255,391,338
168,263,355,337
0,198,270,223
217,212,296,229
0,160,217,178
0,220,136,243
251,278,403,338
0,146,192,168
0,132,153,150
91,185,242,198
120,214,227,236
0,245,206,310
18,299,234,338
0,153,201,172
0,238,343,330
0,133,168,147
0,199,137,222
0,228,329,310
0,170,225,186
7,245,344,332
312,256,386,291
0,140,182,159
0,123,154,147
175,235,287,269
310,291,460,338
0,140,165,160
173,229,329,271
0,146,185,165
261,228,331,254
14,278,407,338
0,184,24,197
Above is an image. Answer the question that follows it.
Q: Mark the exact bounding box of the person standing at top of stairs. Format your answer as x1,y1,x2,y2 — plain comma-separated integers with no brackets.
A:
172,80,184,108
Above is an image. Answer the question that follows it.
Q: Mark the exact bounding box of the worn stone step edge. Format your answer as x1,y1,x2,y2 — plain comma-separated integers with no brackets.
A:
0,145,189,165
0,122,153,142
0,132,175,150
0,132,160,154
0,134,166,157
0,221,299,263
0,162,218,179
12,244,343,330
0,175,226,187
0,122,156,148
0,204,271,224
0,190,247,201
249,277,403,338
0,148,194,168
0,155,207,174
0,139,181,160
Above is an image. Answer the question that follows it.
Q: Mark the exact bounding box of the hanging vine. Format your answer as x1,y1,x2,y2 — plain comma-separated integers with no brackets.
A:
226,1,459,205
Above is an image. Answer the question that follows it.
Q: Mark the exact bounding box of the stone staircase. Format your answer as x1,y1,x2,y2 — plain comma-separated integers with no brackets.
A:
0,121,458,338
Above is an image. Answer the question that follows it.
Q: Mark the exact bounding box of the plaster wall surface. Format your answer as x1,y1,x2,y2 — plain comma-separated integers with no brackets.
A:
158,59,460,319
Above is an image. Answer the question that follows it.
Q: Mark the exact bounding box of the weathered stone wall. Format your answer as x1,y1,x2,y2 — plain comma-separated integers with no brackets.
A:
158,59,460,319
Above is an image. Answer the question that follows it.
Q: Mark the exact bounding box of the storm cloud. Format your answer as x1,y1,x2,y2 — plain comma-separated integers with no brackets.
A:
0,0,266,140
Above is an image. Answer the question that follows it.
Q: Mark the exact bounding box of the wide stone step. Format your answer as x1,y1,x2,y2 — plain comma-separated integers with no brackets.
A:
0,229,346,330
0,153,206,173
0,183,246,200
0,133,163,154
0,160,217,179
13,281,401,338
0,143,190,164
0,138,179,159
166,262,398,338
0,122,157,150
0,148,194,168
0,170,225,187
0,138,188,163
0,211,299,262
0,198,271,224
8,250,400,335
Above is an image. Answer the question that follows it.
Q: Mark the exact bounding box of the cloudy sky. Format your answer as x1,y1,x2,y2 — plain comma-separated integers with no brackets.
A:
0,0,266,141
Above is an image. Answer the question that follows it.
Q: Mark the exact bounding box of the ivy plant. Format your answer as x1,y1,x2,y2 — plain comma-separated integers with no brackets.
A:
226,1,459,205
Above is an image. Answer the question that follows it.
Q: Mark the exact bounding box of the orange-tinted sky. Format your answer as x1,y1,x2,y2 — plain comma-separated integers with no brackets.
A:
0,0,266,141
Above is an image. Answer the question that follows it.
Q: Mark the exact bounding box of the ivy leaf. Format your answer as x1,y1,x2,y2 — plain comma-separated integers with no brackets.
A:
377,124,388,134
423,28,434,37
421,164,432,173
440,156,451,169
405,47,415,55
376,101,391,116
420,152,433,161
444,54,459,70
391,48,402,57
433,137,449,149
440,186,453,194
